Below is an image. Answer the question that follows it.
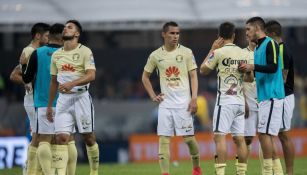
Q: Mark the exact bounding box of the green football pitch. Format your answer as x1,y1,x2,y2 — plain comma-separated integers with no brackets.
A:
1,157,307,175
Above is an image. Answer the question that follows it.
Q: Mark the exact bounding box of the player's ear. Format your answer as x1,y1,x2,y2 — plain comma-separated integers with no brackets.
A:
34,33,41,40
161,31,165,38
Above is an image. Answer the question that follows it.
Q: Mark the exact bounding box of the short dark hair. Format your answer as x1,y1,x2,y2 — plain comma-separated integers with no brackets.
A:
49,23,64,35
49,23,64,41
31,23,50,39
162,21,178,32
265,20,282,37
218,22,235,39
246,16,265,30
66,19,82,33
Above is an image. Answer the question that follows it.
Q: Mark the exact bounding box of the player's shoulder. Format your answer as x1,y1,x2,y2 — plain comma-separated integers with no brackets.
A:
77,44,92,53
149,46,164,58
177,44,193,55
23,45,35,53
177,44,192,52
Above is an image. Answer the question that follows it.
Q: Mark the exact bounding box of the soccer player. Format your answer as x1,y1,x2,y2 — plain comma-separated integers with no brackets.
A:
239,17,285,175
21,23,78,175
242,39,258,160
265,20,295,175
47,20,99,175
142,21,202,175
10,22,49,175
200,22,251,175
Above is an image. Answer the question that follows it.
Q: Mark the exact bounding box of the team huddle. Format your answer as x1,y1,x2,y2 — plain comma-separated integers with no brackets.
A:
10,16,294,175
143,17,294,175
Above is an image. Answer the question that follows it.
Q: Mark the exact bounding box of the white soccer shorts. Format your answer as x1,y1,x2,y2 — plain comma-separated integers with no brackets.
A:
244,110,258,137
157,107,195,136
55,91,94,134
24,94,36,134
212,104,245,136
280,94,295,132
35,107,55,134
258,98,283,136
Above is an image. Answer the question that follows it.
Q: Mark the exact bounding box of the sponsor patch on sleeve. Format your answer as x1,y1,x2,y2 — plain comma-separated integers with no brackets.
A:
208,52,215,60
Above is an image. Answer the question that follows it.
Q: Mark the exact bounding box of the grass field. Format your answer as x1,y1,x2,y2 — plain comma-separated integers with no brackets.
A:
1,157,307,175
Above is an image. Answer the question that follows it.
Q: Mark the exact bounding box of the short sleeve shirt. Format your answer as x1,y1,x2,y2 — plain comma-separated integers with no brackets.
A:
144,44,197,108
205,44,249,105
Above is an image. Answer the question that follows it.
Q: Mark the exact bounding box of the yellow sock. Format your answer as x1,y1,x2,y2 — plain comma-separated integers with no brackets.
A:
183,136,200,168
53,145,68,175
273,158,284,175
215,163,226,175
237,163,247,175
67,141,78,175
159,136,170,174
50,145,56,175
263,159,273,175
27,145,37,175
37,142,52,175
86,143,99,175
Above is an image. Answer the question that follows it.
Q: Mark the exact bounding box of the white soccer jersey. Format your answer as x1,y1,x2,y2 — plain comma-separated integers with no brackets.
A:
242,47,258,111
51,44,96,92
205,43,249,105
144,44,197,108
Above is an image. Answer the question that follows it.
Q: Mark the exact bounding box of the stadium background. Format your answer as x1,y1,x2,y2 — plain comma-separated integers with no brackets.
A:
1,0,307,171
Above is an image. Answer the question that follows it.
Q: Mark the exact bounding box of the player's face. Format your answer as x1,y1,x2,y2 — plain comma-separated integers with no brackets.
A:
62,23,79,40
245,23,257,42
162,26,180,47
38,31,49,46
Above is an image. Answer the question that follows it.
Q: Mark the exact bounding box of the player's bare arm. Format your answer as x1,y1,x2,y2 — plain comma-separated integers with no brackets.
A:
47,75,58,122
19,52,27,65
243,71,254,82
200,38,224,75
243,91,250,119
142,70,164,103
238,63,254,73
188,69,198,114
10,64,24,84
59,69,96,92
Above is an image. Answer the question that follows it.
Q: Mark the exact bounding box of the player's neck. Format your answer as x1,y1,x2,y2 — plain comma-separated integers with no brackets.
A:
49,40,63,46
163,44,177,52
223,40,233,45
274,37,283,44
30,40,40,49
63,40,79,51
248,44,256,51
257,32,266,40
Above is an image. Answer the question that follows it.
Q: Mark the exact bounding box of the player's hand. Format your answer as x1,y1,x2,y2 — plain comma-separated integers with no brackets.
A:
59,82,75,93
211,37,224,51
245,102,249,119
19,52,27,65
24,83,32,93
239,63,254,73
151,93,164,103
46,107,54,122
188,98,197,114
